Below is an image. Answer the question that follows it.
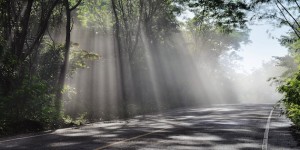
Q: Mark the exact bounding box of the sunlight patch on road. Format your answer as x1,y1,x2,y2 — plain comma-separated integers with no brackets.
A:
218,128,252,132
167,145,207,150
169,134,222,141
101,125,124,130
205,119,240,125
63,132,92,137
50,142,80,147
98,134,118,138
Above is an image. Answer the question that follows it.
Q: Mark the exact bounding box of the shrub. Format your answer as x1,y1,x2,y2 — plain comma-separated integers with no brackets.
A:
278,71,300,127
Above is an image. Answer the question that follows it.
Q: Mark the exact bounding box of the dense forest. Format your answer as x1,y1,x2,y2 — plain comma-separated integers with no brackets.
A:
0,0,299,135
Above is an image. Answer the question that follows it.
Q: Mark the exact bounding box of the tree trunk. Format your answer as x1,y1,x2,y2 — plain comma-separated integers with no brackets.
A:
12,0,34,58
56,0,82,120
111,0,129,118
56,0,72,119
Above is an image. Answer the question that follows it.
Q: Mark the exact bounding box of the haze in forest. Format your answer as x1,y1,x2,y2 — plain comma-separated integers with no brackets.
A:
2,0,296,132
62,13,284,119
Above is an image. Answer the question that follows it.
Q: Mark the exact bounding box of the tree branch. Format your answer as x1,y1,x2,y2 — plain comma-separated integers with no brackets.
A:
276,0,300,29
131,0,144,57
275,2,300,38
70,0,82,11
23,0,60,60
294,0,300,11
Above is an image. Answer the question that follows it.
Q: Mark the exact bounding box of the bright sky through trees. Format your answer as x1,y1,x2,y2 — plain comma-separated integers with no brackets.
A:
178,10,288,74
237,25,289,73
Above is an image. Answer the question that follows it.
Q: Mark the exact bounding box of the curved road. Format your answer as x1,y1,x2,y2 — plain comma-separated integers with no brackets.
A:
0,104,298,149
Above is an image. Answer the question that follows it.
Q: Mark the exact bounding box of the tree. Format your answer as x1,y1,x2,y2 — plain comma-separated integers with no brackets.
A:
176,0,249,31
251,0,300,38
0,0,63,133
252,0,300,127
0,0,61,95
56,0,82,120
0,0,100,134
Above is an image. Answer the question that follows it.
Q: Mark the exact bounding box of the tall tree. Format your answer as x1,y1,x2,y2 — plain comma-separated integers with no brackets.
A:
56,0,82,118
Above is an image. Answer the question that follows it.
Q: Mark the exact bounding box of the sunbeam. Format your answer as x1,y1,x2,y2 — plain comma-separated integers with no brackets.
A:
1,1,296,141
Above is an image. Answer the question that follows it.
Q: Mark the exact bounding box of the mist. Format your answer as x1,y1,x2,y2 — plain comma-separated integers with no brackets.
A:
2,0,298,139
61,23,283,120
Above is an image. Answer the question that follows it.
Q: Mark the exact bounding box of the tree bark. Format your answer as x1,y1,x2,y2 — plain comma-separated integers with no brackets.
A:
111,0,129,118
12,0,34,58
56,0,82,120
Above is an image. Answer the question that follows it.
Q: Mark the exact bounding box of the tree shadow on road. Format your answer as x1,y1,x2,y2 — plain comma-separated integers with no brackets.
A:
1,104,299,150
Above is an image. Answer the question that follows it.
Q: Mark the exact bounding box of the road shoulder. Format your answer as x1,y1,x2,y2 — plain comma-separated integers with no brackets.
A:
268,106,300,149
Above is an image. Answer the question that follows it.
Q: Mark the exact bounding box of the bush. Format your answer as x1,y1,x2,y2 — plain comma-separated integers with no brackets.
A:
62,113,87,126
0,39,99,135
285,103,300,127
278,71,300,127
0,76,58,135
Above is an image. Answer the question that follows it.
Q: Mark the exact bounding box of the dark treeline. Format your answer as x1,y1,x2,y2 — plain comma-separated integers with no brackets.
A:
1,0,299,135
0,0,98,134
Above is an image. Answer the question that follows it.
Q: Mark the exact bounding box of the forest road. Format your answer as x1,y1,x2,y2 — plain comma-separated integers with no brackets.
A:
0,104,298,150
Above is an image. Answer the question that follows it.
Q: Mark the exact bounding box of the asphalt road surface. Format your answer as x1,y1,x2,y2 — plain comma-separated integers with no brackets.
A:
0,104,299,150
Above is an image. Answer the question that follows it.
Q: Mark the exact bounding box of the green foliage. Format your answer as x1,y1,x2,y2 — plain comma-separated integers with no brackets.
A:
0,37,99,134
0,0,250,134
276,28,300,127
0,76,57,134
0,0,102,135
63,112,87,126
0,40,61,133
284,103,300,127
76,0,112,31
279,71,300,104
179,0,250,76
39,40,64,86
185,19,250,51
177,0,249,32
68,43,100,76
